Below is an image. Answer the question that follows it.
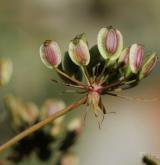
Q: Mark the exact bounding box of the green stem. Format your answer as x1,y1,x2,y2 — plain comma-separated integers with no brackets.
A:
96,61,108,82
81,66,92,86
0,96,87,153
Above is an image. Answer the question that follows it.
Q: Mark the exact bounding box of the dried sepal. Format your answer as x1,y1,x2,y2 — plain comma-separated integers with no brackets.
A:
97,26,123,61
88,91,101,116
40,40,61,68
139,52,158,80
74,33,88,45
68,33,90,66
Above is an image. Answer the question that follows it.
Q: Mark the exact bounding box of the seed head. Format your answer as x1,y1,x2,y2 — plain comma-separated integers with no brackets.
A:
68,33,90,66
129,43,144,73
97,26,123,61
40,26,157,126
40,40,61,68
139,53,158,80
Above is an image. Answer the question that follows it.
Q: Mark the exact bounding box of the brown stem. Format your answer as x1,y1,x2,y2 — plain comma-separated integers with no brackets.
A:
0,96,87,153
102,80,124,90
51,79,85,90
55,67,87,87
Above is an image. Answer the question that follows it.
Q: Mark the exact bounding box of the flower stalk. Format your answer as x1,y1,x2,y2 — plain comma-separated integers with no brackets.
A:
54,67,86,87
0,96,87,153
81,66,92,86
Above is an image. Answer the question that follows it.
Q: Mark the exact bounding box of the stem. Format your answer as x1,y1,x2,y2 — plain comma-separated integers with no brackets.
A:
124,79,136,85
102,80,124,90
55,67,86,87
51,79,85,90
82,66,92,86
96,62,108,82
104,92,157,102
0,96,87,153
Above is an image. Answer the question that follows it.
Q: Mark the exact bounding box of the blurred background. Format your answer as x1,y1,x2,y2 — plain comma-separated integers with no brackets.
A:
0,0,160,164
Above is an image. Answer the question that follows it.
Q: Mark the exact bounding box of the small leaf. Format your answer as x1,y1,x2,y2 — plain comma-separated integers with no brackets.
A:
40,40,61,68
62,52,83,82
87,45,105,77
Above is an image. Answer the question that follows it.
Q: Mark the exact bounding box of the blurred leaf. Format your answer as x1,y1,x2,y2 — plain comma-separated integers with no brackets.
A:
143,155,160,165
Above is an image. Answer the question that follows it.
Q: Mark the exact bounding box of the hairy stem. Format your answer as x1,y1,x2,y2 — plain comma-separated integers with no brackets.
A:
0,96,87,153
